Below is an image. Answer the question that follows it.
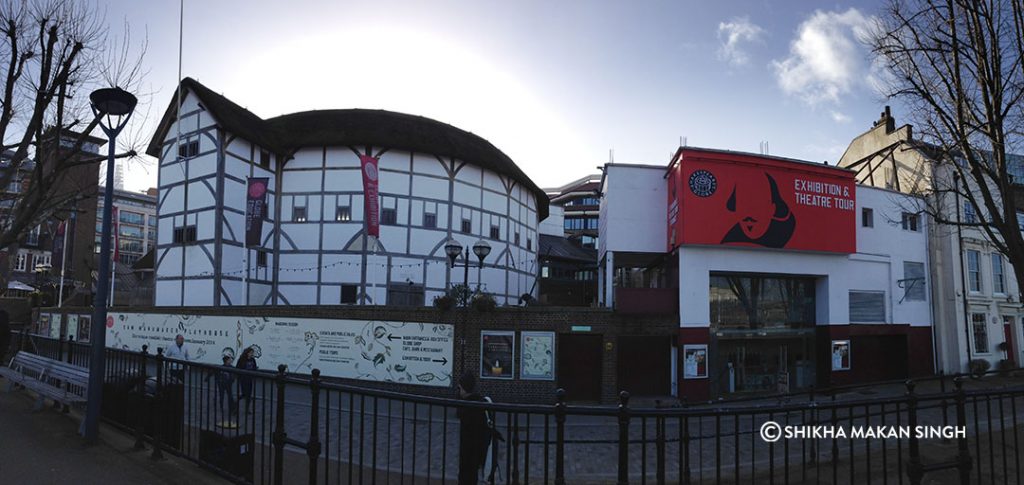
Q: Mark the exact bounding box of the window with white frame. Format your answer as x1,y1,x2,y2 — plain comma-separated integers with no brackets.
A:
967,250,982,292
849,291,886,322
901,212,920,232
25,225,40,245
964,201,977,224
972,313,990,353
992,254,1006,294
14,252,26,272
902,261,926,301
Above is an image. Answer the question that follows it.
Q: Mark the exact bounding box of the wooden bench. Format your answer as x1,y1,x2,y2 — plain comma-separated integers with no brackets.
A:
0,351,89,410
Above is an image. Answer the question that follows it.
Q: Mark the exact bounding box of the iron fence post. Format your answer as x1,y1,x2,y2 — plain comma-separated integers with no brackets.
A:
682,397,691,485
555,388,567,485
307,368,322,485
940,371,950,430
954,377,973,484
656,415,666,485
906,380,922,485
808,386,817,464
134,345,148,451
273,364,288,485
150,347,165,461
617,391,630,485
57,333,65,362
63,335,74,413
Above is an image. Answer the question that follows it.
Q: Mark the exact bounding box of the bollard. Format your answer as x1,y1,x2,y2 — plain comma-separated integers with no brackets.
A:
954,378,973,483
554,388,567,485
133,345,149,451
905,380,922,485
150,348,165,460
617,391,630,485
307,369,322,485
273,364,288,485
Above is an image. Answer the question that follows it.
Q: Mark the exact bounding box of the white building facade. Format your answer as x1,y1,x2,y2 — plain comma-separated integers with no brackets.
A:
600,148,935,399
149,78,546,307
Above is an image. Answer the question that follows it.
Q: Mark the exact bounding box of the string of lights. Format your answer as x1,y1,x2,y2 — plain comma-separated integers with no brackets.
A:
198,256,537,277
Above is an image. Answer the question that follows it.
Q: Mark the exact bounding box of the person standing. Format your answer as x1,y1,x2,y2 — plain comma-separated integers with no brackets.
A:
235,346,258,414
0,309,10,363
206,354,237,428
456,372,489,485
163,334,191,382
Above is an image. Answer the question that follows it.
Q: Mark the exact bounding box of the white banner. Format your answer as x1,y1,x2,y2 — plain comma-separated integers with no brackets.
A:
107,312,453,387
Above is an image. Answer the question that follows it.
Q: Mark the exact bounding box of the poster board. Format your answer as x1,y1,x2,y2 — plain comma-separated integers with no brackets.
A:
66,314,79,342
480,331,515,380
831,340,851,371
520,331,555,381
683,344,708,379
106,312,454,387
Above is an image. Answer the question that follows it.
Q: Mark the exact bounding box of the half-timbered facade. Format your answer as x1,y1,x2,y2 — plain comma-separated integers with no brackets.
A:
148,78,546,307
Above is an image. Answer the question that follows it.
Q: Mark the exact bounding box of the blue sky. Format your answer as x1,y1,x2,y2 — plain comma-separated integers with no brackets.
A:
107,0,890,192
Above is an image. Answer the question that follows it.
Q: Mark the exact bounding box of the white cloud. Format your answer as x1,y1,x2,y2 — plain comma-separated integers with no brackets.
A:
717,17,764,66
830,111,851,123
772,9,875,105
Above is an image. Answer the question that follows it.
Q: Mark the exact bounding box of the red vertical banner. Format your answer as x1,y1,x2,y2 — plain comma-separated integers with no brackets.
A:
51,220,66,272
245,177,269,247
360,154,380,237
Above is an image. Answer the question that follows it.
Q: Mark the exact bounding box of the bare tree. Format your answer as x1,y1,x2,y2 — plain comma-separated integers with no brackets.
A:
870,0,1024,299
0,0,146,294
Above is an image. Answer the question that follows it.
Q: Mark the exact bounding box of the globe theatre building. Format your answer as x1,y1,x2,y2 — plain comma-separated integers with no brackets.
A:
148,78,547,307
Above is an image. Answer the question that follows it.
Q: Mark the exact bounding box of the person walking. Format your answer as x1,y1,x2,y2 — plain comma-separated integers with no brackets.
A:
163,334,191,382
206,354,237,428
456,372,489,485
235,346,258,415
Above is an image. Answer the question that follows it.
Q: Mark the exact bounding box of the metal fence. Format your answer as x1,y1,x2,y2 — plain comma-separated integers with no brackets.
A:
10,334,1024,485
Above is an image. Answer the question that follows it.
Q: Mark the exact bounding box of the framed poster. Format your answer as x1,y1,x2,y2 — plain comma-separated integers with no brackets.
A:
77,315,91,342
481,331,515,380
831,340,851,371
37,313,50,336
66,314,79,341
520,331,555,381
683,344,708,379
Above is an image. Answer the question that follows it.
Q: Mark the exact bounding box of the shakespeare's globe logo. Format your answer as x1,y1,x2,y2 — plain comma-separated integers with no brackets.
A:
363,161,379,182
248,180,266,198
689,169,717,197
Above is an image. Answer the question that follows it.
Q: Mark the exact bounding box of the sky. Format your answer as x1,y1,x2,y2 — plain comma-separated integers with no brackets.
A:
102,0,893,193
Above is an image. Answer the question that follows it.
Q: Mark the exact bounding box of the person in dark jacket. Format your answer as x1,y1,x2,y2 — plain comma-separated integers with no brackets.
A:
206,355,237,426
457,372,490,485
0,309,10,363
235,346,258,414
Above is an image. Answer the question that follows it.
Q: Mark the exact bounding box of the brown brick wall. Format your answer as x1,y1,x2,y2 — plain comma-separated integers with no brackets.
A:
42,305,678,404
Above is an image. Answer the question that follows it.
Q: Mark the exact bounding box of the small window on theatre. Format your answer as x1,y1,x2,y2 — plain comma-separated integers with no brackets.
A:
178,138,199,159
514,232,520,246
293,206,307,223
461,218,472,234
259,150,270,169
527,238,532,251
256,250,268,268
901,212,919,232
336,205,351,222
173,225,197,244
381,208,397,225
490,225,500,240
423,213,437,229
341,284,358,304
862,208,873,228
849,290,885,323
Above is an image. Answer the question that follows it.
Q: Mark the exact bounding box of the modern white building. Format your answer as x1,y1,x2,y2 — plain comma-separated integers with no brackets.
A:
600,148,935,399
148,78,547,307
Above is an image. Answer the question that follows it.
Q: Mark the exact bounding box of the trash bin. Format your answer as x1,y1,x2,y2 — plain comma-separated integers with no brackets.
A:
199,429,255,482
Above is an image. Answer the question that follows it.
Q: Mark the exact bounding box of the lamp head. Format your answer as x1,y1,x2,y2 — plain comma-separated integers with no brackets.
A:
444,239,463,266
90,87,137,116
472,239,491,264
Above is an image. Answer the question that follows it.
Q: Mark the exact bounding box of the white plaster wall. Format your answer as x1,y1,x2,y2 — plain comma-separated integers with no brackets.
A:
600,164,667,254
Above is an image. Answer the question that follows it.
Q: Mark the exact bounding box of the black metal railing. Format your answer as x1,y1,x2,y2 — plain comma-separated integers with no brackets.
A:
12,334,1024,485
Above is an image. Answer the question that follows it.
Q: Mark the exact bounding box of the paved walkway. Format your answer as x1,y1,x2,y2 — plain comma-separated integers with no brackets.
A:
0,378,229,485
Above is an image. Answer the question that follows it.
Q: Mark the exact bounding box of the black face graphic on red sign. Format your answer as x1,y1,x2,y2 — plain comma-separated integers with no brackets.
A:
720,173,796,248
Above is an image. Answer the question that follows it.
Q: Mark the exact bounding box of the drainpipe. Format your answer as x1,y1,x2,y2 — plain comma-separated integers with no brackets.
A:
954,172,974,368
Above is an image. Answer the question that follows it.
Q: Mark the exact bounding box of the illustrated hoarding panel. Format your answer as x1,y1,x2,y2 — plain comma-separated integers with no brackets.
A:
668,149,856,253
106,313,453,387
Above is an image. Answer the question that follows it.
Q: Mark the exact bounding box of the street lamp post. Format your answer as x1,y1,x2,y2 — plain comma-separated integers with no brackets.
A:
444,238,491,293
83,87,137,443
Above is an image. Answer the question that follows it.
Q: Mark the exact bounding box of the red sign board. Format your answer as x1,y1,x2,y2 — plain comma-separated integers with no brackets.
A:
667,148,856,253
360,155,380,237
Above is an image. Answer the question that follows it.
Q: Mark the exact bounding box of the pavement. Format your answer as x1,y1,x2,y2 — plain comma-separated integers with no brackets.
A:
0,377,230,485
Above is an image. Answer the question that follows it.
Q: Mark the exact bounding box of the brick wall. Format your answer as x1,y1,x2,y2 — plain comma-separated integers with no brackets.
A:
42,305,678,405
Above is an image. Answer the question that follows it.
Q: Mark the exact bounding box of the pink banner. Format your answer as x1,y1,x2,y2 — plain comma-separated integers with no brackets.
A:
360,155,380,237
